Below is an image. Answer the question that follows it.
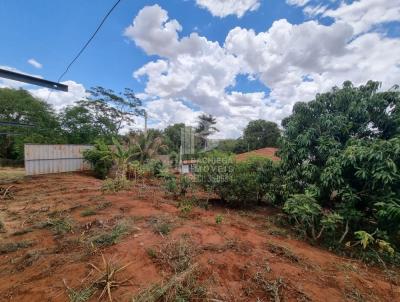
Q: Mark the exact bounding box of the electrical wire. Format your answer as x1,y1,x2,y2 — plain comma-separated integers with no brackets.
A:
57,0,123,82
45,0,123,102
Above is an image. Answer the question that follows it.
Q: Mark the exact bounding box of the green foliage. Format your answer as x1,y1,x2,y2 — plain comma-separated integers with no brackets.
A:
241,119,281,151
101,177,131,193
196,152,277,207
0,88,64,159
163,123,185,154
145,159,166,177
279,81,400,247
91,221,130,247
128,131,168,163
83,140,113,179
163,174,192,198
215,214,223,225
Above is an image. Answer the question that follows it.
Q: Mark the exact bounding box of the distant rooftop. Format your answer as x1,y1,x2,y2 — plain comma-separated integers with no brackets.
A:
235,147,280,162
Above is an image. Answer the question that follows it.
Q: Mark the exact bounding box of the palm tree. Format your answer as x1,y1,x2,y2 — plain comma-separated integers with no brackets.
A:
111,137,136,179
129,131,168,164
195,114,219,150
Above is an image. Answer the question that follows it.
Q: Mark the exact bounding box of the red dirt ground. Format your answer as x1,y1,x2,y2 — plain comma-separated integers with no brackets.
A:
235,148,280,162
0,172,399,302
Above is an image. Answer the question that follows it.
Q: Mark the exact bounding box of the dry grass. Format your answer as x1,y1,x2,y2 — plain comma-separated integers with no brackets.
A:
0,167,25,183
88,254,131,302
133,264,207,302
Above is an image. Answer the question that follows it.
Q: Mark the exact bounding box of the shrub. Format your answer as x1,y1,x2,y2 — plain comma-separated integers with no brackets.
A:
83,140,113,179
101,177,131,193
145,159,166,177
196,152,277,207
283,194,344,241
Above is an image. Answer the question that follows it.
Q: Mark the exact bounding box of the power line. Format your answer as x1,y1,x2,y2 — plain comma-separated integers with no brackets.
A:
57,0,123,82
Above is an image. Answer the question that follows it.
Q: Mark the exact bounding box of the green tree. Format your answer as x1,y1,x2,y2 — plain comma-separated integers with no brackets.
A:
0,88,63,159
279,81,400,245
163,123,184,153
60,104,103,144
242,119,280,151
79,87,143,139
129,131,168,163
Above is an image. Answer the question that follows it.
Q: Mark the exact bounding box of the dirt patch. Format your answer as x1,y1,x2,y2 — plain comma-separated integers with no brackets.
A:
0,172,399,301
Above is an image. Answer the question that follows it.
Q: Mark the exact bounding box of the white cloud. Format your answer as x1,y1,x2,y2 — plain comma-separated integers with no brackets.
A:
29,80,87,111
307,0,400,34
125,4,400,138
0,66,87,111
286,0,310,7
27,58,43,69
196,0,260,18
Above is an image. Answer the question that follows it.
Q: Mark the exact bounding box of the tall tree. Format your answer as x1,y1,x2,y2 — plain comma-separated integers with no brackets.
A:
163,123,185,153
59,104,103,144
0,88,63,159
242,119,280,151
195,114,218,150
79,87,143,138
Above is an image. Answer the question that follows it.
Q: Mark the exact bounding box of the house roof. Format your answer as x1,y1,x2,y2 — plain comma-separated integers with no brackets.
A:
235,147,280,162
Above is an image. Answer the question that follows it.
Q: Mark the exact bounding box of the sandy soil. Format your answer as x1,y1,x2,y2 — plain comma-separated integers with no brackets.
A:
0,172,399,302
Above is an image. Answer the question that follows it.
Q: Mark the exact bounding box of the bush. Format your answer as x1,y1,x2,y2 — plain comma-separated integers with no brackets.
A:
196,152,277,207
283,194,344,241
145,159,166,177
163,174,192,198
83,140,113,179
101,177,131,193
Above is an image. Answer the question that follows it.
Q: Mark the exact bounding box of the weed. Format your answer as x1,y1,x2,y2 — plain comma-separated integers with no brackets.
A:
64,280,94,302
149,216,173,236
151,237,195,273
91,220,131,247
101,177,131,193
0,240,34,254
253,271,284,302
133,264,206,302
89,254,131,302
96,201,112,210
178,199,194,217
215,214,223,225
146,248,157,259
13,250,41,270
67,287,94,302
80,208,97,217
42,217,73,235
265,243,300,263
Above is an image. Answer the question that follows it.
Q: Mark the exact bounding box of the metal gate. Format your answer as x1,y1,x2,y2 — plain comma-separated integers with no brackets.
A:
24,144,93,176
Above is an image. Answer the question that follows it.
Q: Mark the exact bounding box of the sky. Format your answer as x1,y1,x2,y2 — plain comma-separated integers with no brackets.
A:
0,0,400,138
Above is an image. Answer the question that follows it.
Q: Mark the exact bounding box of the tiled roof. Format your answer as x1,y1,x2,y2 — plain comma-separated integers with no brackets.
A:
235,147,280,162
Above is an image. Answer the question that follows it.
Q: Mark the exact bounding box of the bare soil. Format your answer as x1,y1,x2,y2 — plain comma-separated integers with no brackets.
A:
0,172,399,302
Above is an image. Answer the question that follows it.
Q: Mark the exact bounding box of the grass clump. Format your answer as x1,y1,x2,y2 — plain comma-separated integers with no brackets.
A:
0,240,34,254
215,214,223,225
91,220,131,247
80,208,97,217
149,216,173,236
149,237,195,273
41,217,73,235
133,264,206,302
89,254,131,302
66,287,94,302
96,201,112,210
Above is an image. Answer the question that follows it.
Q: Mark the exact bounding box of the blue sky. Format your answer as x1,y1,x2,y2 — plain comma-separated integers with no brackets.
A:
1,0,399,138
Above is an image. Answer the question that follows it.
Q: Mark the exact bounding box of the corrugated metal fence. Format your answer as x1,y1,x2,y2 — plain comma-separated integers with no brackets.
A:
24,144,93,176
